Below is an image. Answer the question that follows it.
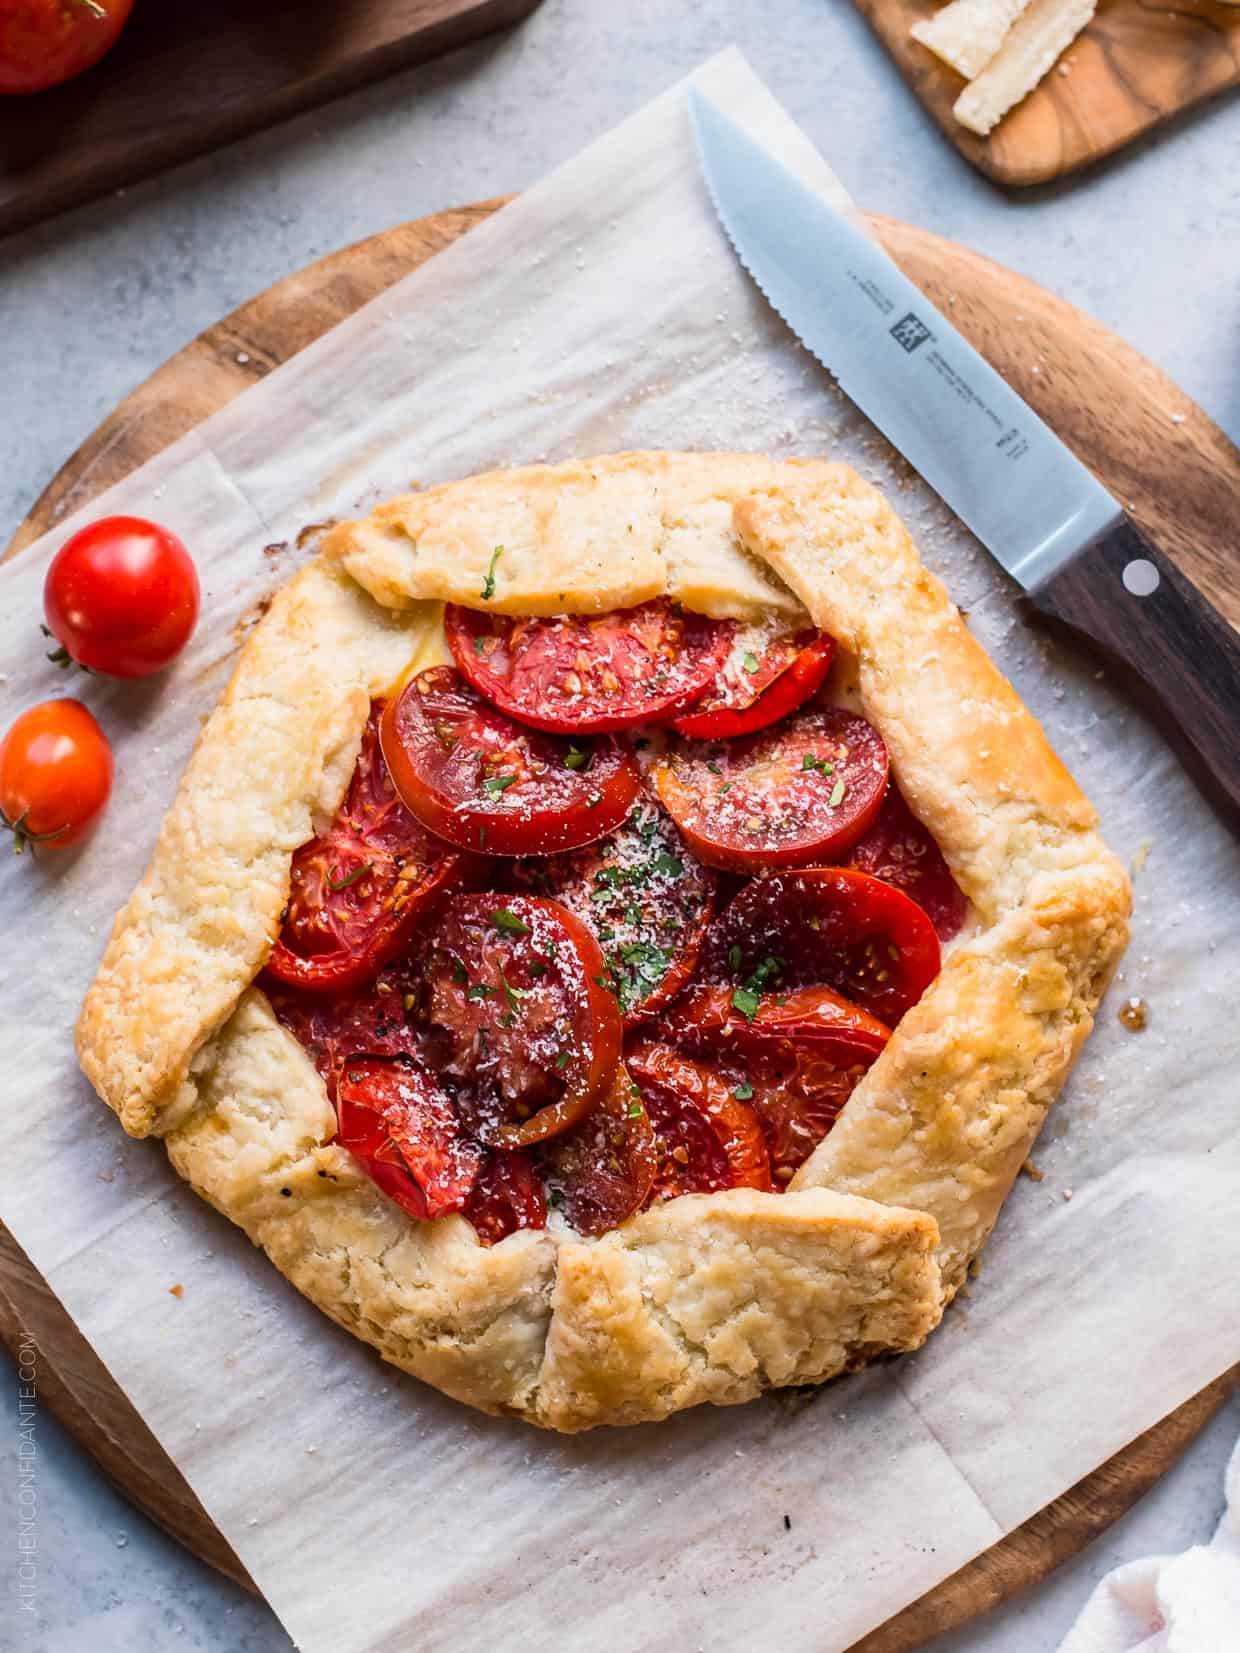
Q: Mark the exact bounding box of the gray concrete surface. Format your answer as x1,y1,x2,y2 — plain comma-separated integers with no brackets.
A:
1,1,1237,1648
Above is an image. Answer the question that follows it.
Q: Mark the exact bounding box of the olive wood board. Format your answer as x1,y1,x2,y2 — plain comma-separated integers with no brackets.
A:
3,199,1239,1650
0,0,543,241
854,0,1240,187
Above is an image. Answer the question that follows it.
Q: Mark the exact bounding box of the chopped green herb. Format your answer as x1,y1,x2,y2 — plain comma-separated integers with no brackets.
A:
326,862,371,892
466,983,494,1003
706,760,722,776
828,778,847,808
596,923,615,942
497,965,529,1012
563,745,588,771
492,908,531,936
529,960,547,978
451,959,468,985
472,635,488,657
482,773,517,796
651,852,683,879
742,650,761,675
635,811,660,842
554,1051,571,1071
733,1082,754,1101
802,754,835,775
727,943,743,971
593,972,617,993
478,825,488,849
626,1100,644,1119
590,887,614,905
731,954,784,1023
719,781,732,794
480,545,503,601
624,904,642,926
548,1186,565,1207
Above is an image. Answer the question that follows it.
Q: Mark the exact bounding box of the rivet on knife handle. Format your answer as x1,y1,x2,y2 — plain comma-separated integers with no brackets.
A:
1027,518,1240,824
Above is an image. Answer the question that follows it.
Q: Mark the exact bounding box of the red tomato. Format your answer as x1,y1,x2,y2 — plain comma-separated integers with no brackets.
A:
381,667,639,857
627,1041,772,1202
43,516,199,678
0,698,112,852
418,893,622,1149
463,1148,548,1245
505,798,716,1026
445,599,734,733
698,867,941,1027
540,1066,657,1236
655,706,888,873
265,704,476,995
661,984,891,1181
336,1057,481,1222
671,629,835,739
0,0,133,95
267,968,423,1100
846,784,968,941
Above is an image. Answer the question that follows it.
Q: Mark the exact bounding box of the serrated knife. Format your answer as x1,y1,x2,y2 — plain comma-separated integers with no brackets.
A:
688,90,1240,822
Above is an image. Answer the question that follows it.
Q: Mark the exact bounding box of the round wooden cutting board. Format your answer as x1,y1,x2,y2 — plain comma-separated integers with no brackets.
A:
3,202,1238,1649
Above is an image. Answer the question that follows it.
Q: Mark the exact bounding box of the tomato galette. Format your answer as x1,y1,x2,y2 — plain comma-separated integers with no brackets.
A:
77,453,1130,1430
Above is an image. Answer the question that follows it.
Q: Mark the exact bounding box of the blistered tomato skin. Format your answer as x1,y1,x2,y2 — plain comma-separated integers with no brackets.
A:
699,867,941,1028
541,1066,657,1236
654,706,889,873
418,893,623,1149
381,668,640,856
43,516,200,678
336,1057,481,1221
445,600,734,733
627,1041,772,1201
0,698,113,852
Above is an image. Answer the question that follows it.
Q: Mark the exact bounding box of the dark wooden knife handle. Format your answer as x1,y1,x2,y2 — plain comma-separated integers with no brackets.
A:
1027,515,1240,825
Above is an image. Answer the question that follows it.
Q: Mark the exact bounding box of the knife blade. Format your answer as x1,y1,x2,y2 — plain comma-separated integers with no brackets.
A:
688,89,1240,823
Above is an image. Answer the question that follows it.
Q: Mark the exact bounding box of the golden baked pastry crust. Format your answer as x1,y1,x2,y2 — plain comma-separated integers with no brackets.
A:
76,452,1130,1430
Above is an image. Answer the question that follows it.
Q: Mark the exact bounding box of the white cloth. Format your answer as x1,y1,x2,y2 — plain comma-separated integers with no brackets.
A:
1059,1435,1240,1652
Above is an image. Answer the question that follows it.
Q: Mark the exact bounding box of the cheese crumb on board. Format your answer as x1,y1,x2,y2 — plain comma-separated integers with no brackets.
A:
954,0,1097,136
911,0,1034,81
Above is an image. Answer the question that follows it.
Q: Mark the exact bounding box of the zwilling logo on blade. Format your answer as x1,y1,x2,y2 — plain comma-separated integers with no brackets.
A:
890,313,932,353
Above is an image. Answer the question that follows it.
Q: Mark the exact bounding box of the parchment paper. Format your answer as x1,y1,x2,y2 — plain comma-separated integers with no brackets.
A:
2,50,1238,1653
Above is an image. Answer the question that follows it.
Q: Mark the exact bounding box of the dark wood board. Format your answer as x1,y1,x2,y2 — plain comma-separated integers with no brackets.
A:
0,1,542,241
855,0,1240,188
3,200,1239,1646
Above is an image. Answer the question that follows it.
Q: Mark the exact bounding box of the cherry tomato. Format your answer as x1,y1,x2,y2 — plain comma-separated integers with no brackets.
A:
43,516,199,678
463,1148,548,1245
265,704,476,995
505,799,716,1025
846,784,968,941
445,599,734,734
381,667,640,857
0,697,112,852
654,706,889,873
671,629,835,739
336,1057,480,1222
540,1066,656,1236
698,867,941,1027
627,1040,772,1202
417,893,622,1149
0,0,134,95
661,984,891,1181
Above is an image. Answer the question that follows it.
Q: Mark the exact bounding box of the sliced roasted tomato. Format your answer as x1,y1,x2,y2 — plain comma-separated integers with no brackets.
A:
846,784,967,941
445,599,734,733
671,628,834,739
661,984,890,1181
267,967,423,1099
381,667,639,856
336,1056,481,1221
417,893,622,1149
506,798,716,1025
627,1040,772,1202
463,1148,548,1245
266,704,473,994
698,867,940,1027
541,1066,657,1236
654,706,888,873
